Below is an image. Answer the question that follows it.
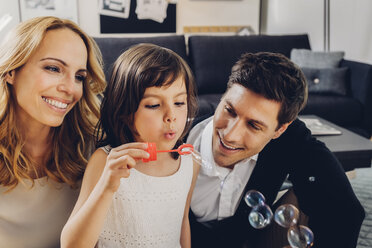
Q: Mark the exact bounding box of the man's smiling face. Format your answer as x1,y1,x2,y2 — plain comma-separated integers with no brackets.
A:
212,83,290,168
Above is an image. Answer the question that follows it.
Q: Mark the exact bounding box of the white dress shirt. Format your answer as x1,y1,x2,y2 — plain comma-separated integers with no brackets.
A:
188,117,257,222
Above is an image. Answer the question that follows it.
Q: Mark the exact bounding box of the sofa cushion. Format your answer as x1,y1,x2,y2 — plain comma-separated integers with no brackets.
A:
195,93,363,135
192,94,222,126
291,49,344,68
94,35,187,80
300,94,363,127
188,34,311,95
197,94,221,116
301,67,349,96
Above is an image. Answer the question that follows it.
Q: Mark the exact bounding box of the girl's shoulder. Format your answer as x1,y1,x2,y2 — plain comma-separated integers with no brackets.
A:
84,147,109,176
85,145,111,170
90,147,109,162
98,145,112,155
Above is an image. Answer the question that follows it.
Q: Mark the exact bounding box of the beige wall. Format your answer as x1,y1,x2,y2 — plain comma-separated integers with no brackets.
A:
176,0,260,34
261,0,372,64
1,0,371,64
77,0,260,37
330,0,372,64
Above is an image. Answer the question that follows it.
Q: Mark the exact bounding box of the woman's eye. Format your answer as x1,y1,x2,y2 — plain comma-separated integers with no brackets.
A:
75,74,86,83
45,65,60,73
145,104,160,109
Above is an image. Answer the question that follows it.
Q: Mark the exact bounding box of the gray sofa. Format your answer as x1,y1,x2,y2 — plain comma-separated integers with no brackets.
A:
94,34,372,138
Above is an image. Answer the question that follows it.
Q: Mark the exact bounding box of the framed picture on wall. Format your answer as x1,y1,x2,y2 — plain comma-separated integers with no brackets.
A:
100,0,176,34
98,0,130,19
19,0,78,23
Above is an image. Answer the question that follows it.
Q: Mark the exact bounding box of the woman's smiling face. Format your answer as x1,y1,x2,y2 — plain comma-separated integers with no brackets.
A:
6,28,88,128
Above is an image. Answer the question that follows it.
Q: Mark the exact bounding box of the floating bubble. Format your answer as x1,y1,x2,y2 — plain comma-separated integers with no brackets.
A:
189,149,214,172
244,190,314,247
244,190,266,207
248,204,273,229
274,204,299,228
287,225,314,248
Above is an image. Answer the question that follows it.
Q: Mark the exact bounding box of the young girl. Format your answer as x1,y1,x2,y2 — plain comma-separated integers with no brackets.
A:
61,43,199,247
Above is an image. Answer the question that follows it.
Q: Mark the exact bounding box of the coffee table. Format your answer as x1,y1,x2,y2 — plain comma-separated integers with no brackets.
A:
299,115,372,172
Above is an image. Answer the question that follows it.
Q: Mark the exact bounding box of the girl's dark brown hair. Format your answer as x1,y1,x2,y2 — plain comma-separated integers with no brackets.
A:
96,43,197,159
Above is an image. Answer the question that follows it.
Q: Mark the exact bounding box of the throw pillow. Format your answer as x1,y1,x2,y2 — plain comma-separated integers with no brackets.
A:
291,49,344,68
301,67,349,95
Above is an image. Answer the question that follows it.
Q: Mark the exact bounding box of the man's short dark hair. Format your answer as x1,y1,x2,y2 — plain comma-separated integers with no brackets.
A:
227,52,308,127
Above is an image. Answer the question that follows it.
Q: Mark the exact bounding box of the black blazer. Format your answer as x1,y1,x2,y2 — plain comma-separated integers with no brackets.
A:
190,119,365,248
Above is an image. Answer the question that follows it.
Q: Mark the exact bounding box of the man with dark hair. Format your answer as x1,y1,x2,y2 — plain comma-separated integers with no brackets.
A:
188,52,364,248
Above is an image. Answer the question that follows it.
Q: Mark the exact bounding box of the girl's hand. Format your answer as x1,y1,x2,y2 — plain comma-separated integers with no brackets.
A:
99,142,149,193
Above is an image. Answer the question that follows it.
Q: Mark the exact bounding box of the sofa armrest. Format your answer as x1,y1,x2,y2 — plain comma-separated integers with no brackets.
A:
341,59,372,137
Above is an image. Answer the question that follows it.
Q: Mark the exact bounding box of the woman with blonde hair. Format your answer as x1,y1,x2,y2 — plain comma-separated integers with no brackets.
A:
0,16,105,247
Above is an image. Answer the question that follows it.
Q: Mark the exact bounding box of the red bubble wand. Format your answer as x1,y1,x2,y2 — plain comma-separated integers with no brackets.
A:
143,143,194,162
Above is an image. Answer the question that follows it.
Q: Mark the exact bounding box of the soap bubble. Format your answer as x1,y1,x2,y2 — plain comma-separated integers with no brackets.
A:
248,204,273,229
243,190,314,247
190,149,214,172
287,225,314,248
274,204,299,228
245,190,266,207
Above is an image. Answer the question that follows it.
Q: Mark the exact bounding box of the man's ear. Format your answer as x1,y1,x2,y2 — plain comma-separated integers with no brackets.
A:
5,70,15,85
272,121,293,139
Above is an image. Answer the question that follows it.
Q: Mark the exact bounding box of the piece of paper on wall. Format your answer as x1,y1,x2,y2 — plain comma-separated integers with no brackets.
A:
99,0,130,19
136,0,171,23
19,0,78,23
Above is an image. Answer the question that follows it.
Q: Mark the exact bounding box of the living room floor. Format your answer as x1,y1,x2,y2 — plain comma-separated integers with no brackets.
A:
349,167,372,247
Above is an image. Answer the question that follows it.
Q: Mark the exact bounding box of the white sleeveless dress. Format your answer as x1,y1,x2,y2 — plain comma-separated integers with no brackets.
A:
97,146,194,248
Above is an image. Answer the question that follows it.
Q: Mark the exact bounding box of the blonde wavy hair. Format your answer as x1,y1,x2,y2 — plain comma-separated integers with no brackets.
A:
0,16,106,191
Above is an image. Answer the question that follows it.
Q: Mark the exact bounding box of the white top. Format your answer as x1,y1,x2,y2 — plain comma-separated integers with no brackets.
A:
187,117,257,222
97,147,194,248
0,177,80,248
